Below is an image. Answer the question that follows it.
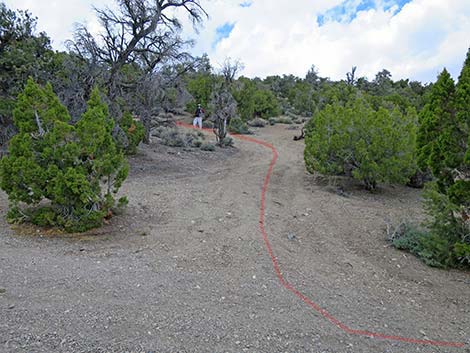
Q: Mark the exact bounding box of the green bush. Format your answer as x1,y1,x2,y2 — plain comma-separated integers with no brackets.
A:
229,118,252,134
120,112,145,155
200,143,215,151
232,77,256,121
185,73,214,116
191,139,203,148
391,222,458,268
454,242,470,266
414,51,470,269
392,224,426,256
418,232,457,268
30,207,57,227
158,127,205,148
253,89,281,119
304,98,417,190
232,77,280,121
0,79,128,232
247,117,267,127
391,183,469,268
220,137,234,147
159,128,186,147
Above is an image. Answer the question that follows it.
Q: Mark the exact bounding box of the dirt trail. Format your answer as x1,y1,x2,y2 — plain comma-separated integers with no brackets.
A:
0,124,469,353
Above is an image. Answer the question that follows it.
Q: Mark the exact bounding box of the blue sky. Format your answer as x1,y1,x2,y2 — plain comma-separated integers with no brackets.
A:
239,1,253,8
213,23,235,48
5,0,470,83
317,0,412,26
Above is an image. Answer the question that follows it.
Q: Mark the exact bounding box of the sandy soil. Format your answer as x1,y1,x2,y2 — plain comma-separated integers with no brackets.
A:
0,122,469,353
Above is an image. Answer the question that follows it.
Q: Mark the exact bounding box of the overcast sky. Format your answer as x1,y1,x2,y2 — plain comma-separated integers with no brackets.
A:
4,0,470,83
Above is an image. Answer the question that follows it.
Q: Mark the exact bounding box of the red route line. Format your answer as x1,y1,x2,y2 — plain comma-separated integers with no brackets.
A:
176,122,465,349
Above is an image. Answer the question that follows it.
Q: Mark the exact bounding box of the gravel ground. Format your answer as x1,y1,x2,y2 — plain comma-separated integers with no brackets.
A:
0,123,469,353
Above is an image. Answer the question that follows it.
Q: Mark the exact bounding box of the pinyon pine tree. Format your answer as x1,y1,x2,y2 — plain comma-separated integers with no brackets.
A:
0,79,128,232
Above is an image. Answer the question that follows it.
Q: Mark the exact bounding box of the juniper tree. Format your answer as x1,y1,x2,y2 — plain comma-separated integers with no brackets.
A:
417,69,457,190
0,3,54,154
0,79,128,232
453,49,470,205
416,49,470,267
304,98,417,190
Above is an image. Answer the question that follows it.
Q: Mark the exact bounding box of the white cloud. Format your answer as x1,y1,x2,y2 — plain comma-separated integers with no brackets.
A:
199,0,470,82
4,0,470,82
3,0,111,48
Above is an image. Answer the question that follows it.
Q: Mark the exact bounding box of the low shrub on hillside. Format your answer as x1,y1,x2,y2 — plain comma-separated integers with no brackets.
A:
229,118,252,135
200,143,215,151
390,217,469,269
153,126,223,151
220,137,234,147
155,127,206,148
247,117,268,127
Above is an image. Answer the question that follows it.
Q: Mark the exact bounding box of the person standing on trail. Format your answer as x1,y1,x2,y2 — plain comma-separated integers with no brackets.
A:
193,103,204,129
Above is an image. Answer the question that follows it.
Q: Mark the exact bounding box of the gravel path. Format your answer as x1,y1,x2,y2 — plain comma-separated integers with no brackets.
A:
0,124,469,353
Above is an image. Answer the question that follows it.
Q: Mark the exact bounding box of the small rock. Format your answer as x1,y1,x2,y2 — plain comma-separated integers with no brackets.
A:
0,288,6,294
197,229,204,233
8,304,15,309
287,233,296,241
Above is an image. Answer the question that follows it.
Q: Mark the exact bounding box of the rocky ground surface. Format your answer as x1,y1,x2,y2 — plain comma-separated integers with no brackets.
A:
0,122,469,353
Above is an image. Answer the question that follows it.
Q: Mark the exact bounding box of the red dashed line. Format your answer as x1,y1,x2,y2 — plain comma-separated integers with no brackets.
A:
177,122,465,349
